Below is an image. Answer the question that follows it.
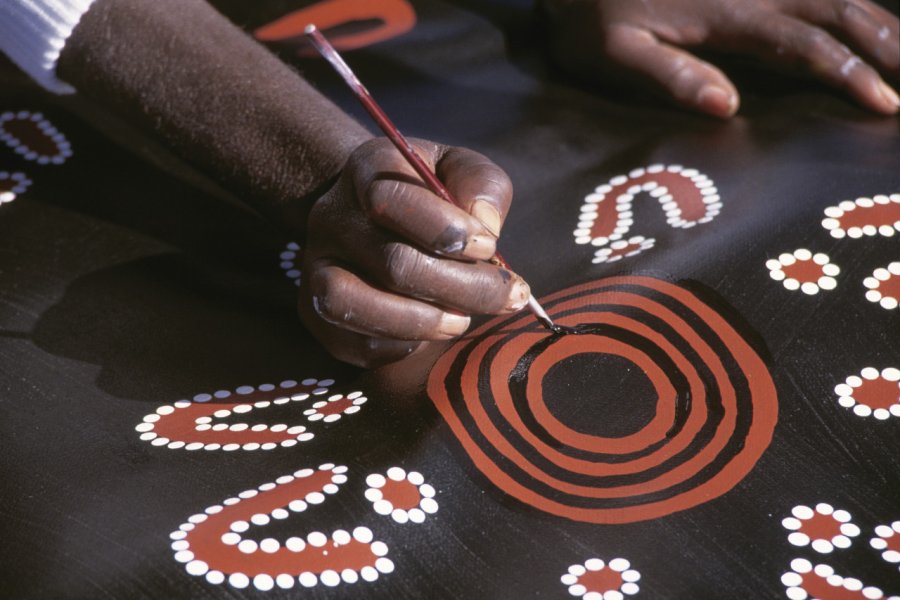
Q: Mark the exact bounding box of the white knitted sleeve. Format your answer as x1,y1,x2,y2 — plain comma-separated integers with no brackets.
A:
0,0,98,94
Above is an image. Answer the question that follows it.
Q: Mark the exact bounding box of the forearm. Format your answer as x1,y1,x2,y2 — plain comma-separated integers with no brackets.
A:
57,0,372,230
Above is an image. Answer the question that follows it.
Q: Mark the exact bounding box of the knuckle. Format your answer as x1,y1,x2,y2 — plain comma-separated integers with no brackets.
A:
383,243,429,292
799,29,835,59
363,179,400,217
665,58,703,99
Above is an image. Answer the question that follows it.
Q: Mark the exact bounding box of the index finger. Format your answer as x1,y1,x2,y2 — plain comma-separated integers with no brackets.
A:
436,146,514,238
349,138,499,261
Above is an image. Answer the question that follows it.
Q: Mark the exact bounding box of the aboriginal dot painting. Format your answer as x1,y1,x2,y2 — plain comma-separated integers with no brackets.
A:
3,0,899,598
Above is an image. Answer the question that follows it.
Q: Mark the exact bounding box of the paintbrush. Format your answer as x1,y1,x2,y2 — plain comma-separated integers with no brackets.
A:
304,24,568,335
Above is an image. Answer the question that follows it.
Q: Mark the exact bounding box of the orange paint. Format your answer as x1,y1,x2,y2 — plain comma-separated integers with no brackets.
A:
854,378,900,411
149,383,320,446
380,480,421,511
578,569,623,594
781,260,825,283
840,202,900,229
318,397,354,416
799,571,871,600
427,276,778,524
590,172,708,241
799,513,843,541
255,0,416,54
185,468,377,575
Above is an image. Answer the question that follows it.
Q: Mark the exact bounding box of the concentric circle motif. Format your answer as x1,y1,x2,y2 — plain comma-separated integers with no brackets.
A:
280,242,302,286
0,171,31,205
822,194,900,239
782,503,860,553
573,165,721,264
870,521,900,568
781,559,890,600
171,464,395,591
427,276,777,524
364,467,438,524
136,378,338,450
863,262,900,311
835,367,900,420
766,249,839,295
561,557,640,600
0,110,72,164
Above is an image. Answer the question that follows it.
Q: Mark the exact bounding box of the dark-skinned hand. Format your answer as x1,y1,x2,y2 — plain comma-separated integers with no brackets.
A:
298,138,530,368
543,0,900,117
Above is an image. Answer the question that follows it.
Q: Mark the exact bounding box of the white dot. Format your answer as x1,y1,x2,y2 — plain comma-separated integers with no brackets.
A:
230,520,250,532
391,509,409,524
371,541,389,556
228,573,249,588
221,532,240,545
285,536,306,552
793,506,814,519
609,558,629,571
205,570,225,584
375,558,395,574
373,500,393,515
786,587,807,600
253,574,274,591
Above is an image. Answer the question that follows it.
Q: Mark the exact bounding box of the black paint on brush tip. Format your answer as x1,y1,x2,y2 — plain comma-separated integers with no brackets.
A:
537,317,580,336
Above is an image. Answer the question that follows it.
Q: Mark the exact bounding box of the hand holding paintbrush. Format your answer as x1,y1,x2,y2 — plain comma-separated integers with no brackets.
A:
304,25,562,335
295,30,548,366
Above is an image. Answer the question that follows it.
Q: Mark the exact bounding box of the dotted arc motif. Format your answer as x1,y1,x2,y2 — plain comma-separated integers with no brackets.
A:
835,367,900,420
135,378,347,451
0,171,31,205
0,110,72,164
822,194,900,239
427,276,777,524
863,262,900,311
280,242,301,286
870,521,900,568
781,558,895,600
304,392,367,423
171,464,395,591
574,165,721,264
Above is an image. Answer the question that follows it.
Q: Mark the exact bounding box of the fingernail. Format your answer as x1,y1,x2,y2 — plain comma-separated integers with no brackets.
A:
472,200,501,237
878,81,900,109
505,277,530,311
697,85,737,117
438,312,470,338
464,233,497,261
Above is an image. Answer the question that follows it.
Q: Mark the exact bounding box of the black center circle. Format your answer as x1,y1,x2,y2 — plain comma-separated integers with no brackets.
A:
541,352,658,439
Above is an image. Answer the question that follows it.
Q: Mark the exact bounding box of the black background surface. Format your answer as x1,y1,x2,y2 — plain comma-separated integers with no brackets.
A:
1,1,898,598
